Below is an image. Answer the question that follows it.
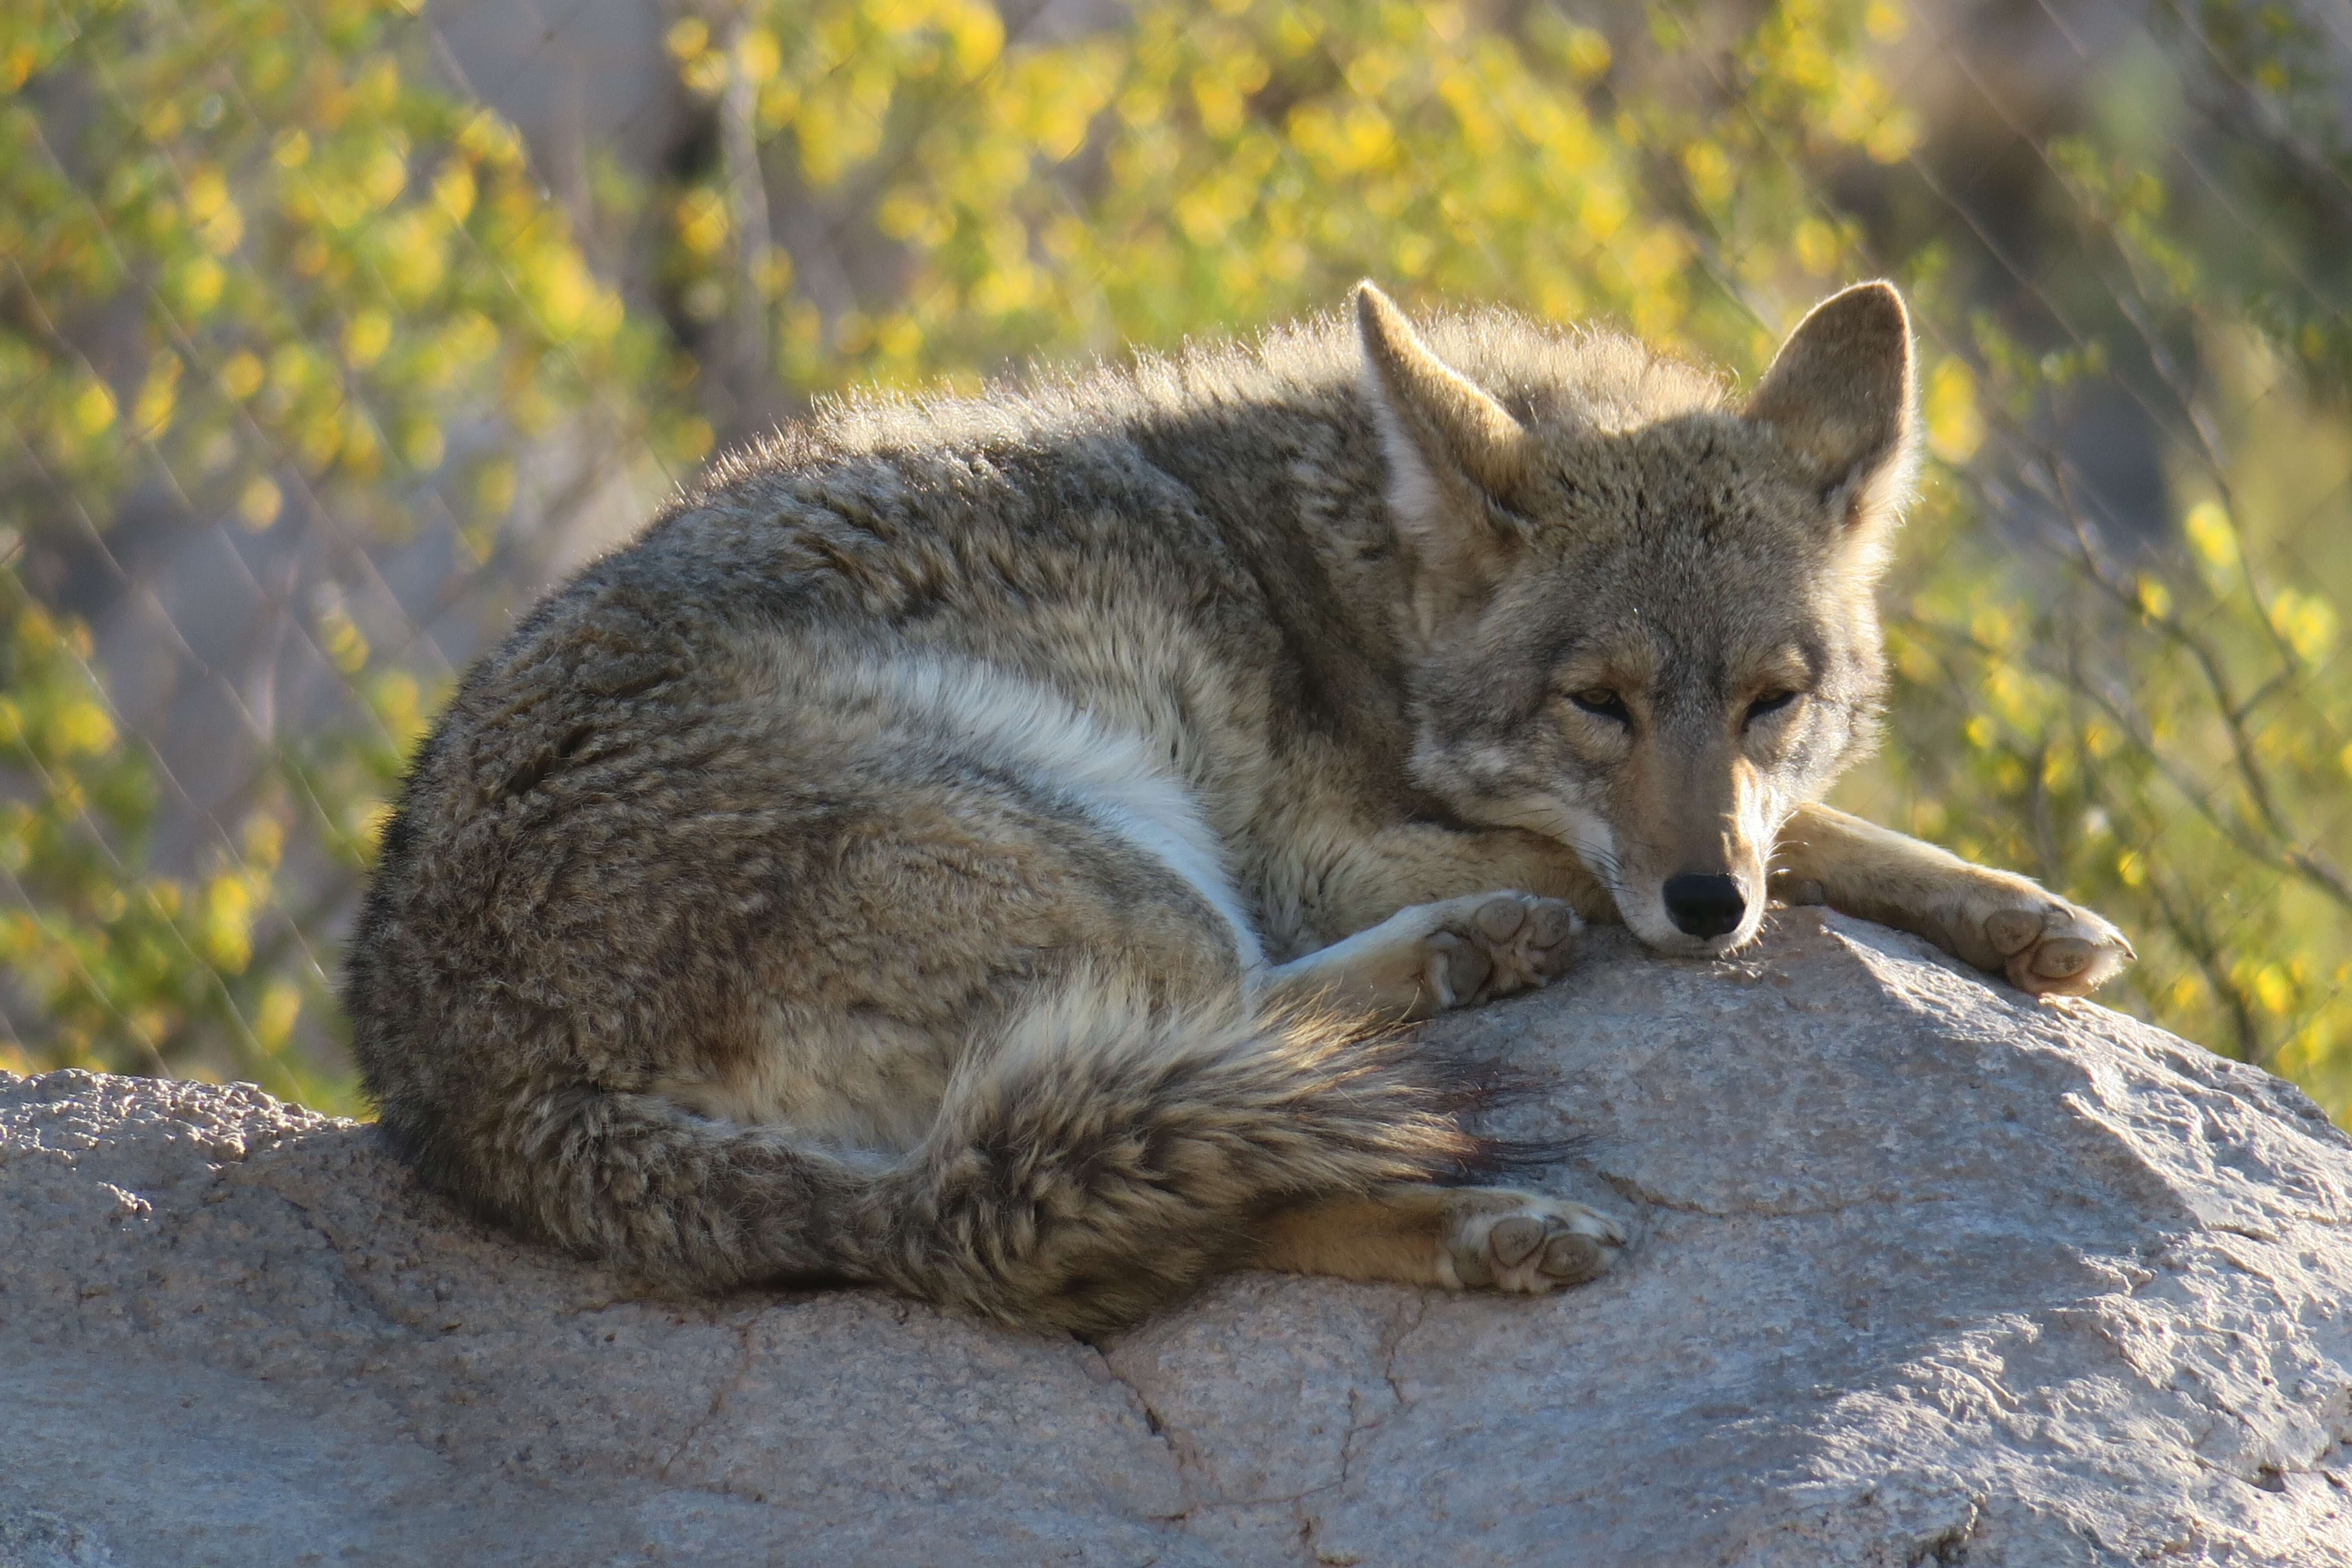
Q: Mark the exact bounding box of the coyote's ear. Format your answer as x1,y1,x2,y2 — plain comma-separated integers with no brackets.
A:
1746,281,1920,537
1354,282,1535,626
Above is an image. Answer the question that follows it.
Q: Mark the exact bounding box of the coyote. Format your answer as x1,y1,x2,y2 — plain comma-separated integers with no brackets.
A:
346,281,2132,1331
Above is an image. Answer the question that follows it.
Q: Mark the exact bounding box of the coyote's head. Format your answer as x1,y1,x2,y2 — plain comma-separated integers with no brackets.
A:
1356,279,1920,957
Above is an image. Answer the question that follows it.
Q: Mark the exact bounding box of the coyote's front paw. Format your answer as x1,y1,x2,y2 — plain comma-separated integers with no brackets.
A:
1436,1189,1625,1293
1979,896,2135,997
1271,891,1578,1019
1412,892,1580,1015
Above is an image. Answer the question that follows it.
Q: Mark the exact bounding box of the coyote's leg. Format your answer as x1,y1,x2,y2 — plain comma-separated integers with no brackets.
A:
1262,891,1581,1020
1772,802,2133,996
1253,1182,1623,1292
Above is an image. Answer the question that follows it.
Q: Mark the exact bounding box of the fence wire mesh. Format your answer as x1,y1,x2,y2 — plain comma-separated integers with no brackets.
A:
4,0,2348,1118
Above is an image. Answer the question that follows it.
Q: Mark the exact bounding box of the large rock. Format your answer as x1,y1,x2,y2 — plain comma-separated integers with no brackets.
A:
3,911,2349,1565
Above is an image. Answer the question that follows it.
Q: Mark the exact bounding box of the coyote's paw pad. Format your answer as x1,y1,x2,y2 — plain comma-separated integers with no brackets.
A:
1285,891,1580,1020
1415,892,1580,1014
1981,897,2135,997
1437,1191,1626,1294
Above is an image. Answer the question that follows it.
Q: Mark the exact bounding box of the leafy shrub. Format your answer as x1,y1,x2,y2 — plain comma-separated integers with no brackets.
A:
4,0,2345,1118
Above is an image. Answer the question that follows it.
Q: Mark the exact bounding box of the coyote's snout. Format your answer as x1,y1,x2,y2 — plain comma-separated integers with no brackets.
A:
1595,723,1778,956
347,279,2133,1333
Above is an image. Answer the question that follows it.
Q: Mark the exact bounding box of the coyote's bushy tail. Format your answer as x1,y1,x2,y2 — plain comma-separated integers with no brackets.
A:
424,970,1506,1332
851,971,1505,1330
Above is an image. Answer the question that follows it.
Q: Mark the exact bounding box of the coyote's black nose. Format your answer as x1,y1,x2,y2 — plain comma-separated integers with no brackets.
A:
1663,873,1746,939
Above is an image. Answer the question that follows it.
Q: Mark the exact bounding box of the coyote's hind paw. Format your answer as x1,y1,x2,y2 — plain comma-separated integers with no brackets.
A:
1982,897,2135,997
1437,1189,1625,1293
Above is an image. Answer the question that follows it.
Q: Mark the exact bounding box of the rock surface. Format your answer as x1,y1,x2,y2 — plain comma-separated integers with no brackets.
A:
4,910,2350,1566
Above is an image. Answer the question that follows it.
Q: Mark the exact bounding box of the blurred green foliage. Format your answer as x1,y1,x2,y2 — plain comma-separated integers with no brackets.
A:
3,0,2347,1118
2,0,687,1106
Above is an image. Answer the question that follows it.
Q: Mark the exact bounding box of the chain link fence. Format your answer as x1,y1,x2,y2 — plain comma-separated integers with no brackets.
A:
4,0,2347,1118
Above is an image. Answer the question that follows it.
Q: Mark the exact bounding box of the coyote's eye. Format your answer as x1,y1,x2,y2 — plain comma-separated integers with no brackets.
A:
1569,688,1631,724
1745,690,1800,726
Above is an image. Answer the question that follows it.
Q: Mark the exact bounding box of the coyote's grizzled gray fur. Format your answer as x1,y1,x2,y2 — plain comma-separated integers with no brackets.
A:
345,281,2132,1331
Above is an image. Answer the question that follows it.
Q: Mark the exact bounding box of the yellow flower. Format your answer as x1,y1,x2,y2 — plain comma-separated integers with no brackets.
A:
1925,358,1984,464
734,27,782,84
219,351,265,400
253,981,302,1051
2182,500,2238,571
51,702,117,757
343,309,392,368
676,189,730,257
237,476,282,530
70,376,117,435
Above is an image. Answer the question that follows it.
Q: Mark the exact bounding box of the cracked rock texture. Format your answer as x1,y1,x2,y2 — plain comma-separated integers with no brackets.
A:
5,910,2351,1565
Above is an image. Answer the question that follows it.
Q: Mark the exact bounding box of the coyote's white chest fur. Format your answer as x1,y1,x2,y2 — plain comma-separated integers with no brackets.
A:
344,282,2131,1330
